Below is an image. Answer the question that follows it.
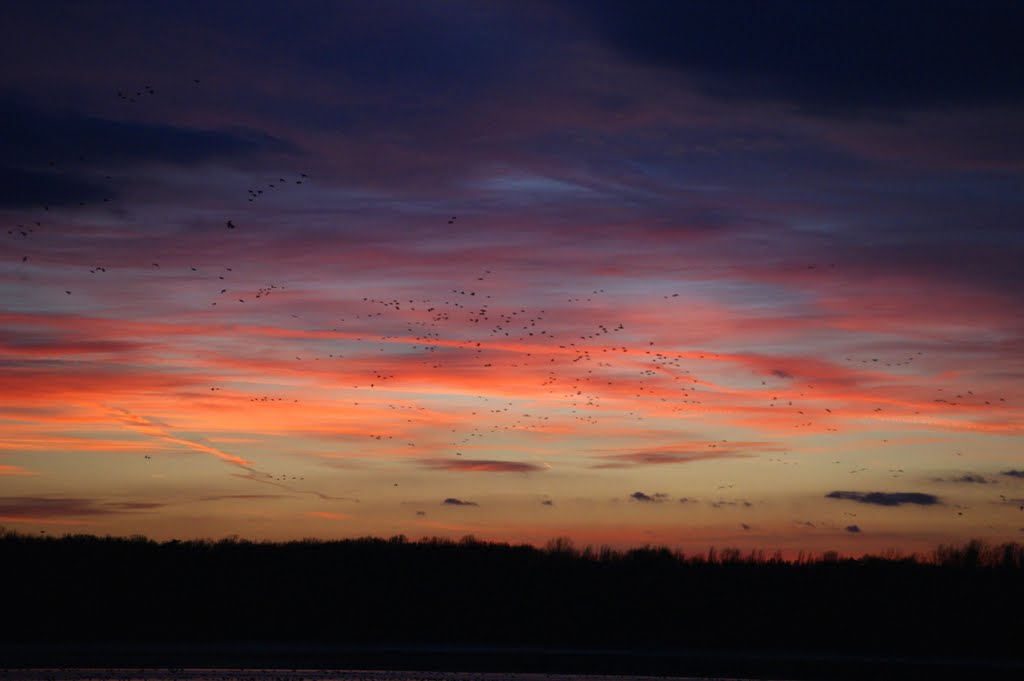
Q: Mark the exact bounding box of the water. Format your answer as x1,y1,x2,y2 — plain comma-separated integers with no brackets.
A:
0,671,749,681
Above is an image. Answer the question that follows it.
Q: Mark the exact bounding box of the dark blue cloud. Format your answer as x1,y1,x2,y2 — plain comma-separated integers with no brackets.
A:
826,491,940,506
0,100,291,207
0,166,111,208
0,101,290,169
188,1,541,98
570,0,1024,112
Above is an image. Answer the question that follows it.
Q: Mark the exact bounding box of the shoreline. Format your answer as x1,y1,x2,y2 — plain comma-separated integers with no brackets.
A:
3,644,1023,681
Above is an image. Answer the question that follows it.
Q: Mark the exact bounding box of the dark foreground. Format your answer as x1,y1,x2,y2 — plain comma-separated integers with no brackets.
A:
3,646,1024,681
3,532,1023,679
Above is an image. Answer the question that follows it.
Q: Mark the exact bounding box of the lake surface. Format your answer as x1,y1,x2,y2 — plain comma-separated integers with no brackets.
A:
0,671,750,681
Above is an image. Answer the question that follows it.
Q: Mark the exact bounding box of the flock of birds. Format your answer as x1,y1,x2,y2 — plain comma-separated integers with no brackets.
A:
4,77,1021,537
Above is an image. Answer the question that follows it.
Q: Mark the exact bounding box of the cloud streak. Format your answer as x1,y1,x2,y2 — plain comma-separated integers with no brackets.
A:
0,496,164,519
825,491,940,507
591,442,770,468
934,474,990,484
419,459,548,473
442,498,479,507
106,406,253,467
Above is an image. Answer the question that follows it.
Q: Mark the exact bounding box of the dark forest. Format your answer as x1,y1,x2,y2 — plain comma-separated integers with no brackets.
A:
4,530,1022,665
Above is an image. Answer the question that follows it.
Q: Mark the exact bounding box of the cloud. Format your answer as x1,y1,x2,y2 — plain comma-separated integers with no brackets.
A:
934,473,990,484
106,408,353,503
630,491,669,503
0,100,290,168
846,525,861,533
570,1,1024,111
0,100,292,207
678,497,698,504
0,496,164,519
102,502,165,511
1002,470,1024,479
0,165,112,208
0,330,147,357
442,498,478,506
107,406,253,467
592,442,770,468
198,494,287,502
710,499,753,509
419,459,547,473
0,464,34,476
304,511,350,520
825,491,940,506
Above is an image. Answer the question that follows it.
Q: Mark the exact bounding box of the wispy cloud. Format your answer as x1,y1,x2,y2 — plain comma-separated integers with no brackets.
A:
198,494,288,502
592,442,770,468
710,499,753,509
106,406,252,467
0,496,164,519
933,474,990,484
304,511,350,520
419,459,548,473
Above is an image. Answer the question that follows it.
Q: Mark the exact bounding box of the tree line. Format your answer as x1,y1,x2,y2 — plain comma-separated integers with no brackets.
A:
2,530,1021,659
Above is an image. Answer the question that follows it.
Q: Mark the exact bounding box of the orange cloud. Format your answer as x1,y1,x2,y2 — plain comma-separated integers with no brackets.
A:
0,464,35,475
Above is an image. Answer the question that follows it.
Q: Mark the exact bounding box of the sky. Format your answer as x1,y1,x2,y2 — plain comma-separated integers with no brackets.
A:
1,0,1022,555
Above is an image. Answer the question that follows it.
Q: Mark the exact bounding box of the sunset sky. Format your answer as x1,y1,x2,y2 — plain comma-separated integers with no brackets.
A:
1,1,1022,555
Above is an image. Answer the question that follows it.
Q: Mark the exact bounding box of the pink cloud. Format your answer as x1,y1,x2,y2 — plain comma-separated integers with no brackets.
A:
304,511,350,520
